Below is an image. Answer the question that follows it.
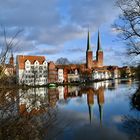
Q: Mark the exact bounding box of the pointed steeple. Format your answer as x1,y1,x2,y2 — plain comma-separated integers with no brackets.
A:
87,31,92,52
97,30,102,51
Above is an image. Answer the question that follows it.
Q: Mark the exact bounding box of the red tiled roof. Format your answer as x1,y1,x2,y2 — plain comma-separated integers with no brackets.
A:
17,55,46,69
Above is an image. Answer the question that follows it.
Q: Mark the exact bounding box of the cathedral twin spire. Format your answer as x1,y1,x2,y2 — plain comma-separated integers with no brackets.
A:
86,29,103,68
86,30,102,52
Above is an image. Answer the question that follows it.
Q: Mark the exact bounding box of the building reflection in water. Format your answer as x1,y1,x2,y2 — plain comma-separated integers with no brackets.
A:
48,88,59,107
79,85,104,124
19,87,60,117
97,87,104,125
57,79,127,124
18,79,132,121
0,79,134,139
19,88,49,116
86,88,94,124
17,80,116,121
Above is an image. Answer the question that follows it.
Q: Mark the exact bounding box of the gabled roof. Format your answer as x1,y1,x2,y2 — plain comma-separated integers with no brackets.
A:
17,55,46,69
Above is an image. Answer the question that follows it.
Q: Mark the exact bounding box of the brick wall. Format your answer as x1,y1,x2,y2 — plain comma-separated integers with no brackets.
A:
86,51,93,69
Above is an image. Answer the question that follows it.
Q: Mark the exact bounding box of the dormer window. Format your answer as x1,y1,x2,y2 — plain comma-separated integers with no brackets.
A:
34,60,39,68
43,61,48,70
25,60,31,70
34,60,39,65
43,61,47,65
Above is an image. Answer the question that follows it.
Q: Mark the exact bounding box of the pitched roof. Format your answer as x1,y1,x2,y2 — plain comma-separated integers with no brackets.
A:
17,55,46,69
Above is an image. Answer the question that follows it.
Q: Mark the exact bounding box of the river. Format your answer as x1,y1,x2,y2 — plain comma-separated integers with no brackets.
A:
0,79,139,140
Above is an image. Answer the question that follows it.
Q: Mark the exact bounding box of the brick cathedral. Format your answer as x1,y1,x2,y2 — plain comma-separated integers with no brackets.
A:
86,30,103,69
50,30,106,83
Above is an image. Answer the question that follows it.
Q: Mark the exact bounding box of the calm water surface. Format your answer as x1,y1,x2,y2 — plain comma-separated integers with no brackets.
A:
0,79,139,140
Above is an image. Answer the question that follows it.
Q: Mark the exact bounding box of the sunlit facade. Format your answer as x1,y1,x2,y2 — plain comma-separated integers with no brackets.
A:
16,55,48,85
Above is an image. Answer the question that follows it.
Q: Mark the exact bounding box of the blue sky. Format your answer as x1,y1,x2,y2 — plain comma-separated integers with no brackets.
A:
0,0,130,66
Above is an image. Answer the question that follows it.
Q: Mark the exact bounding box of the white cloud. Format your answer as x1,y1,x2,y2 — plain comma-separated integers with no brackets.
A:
0,0,124,66
69,0,119,28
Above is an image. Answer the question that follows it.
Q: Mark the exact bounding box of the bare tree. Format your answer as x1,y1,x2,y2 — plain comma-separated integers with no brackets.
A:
0,26,23,76
113,0,140,56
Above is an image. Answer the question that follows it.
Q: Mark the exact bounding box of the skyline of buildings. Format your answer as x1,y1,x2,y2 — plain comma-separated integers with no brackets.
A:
14,31,132,86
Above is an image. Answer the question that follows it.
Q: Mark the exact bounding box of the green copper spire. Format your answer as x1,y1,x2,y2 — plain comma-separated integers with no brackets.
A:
97,30,102,51
87,31,92,52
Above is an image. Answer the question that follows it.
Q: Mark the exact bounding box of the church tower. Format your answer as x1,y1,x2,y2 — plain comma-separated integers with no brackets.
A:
96,31,103,67
86,31,93,69
9,53,14,66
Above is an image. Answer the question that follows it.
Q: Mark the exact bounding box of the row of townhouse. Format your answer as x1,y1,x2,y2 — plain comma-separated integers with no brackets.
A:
16,55,79,85
16,56,65,85
16,55,128,86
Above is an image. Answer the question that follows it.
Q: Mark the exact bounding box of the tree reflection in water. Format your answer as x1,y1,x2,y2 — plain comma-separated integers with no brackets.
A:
0,88,67,140
131,87,140,111
122,84,140,140
122,116,140,140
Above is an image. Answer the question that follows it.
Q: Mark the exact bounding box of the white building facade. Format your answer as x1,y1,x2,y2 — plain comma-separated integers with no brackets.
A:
92,70,111,80
16,55,48,86
92,68,120,81
68,69,80,82
57,69,64,83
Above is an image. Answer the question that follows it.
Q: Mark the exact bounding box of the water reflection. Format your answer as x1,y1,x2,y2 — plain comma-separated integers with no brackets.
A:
17,79,125,118
0,79,138,140
56,80,122,125
19,88,49,116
